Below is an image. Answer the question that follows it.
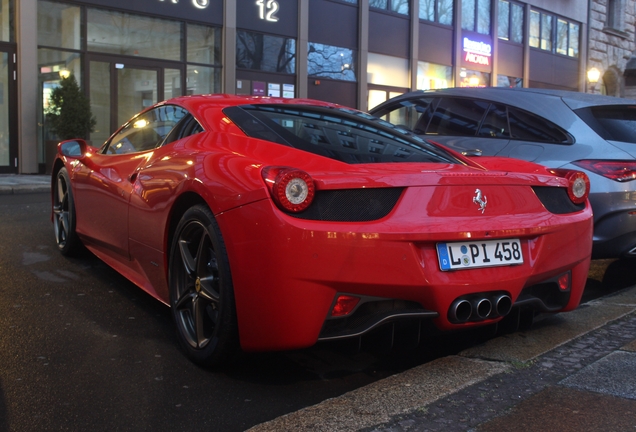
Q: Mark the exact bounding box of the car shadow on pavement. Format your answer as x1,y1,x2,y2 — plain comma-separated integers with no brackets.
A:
0,382,7,432
582,259,635,304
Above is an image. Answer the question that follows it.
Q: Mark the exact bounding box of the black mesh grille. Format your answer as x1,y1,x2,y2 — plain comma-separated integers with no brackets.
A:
532,186,585,214
288,188,404,221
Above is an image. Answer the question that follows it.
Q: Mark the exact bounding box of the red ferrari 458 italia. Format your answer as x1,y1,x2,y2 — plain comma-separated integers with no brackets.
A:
51,95,593,366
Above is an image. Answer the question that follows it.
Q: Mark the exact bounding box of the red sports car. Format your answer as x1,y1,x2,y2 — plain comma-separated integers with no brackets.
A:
51,95,593,366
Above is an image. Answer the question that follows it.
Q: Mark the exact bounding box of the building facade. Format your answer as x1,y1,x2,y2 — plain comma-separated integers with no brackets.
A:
588,0,636,97
0,0,603,174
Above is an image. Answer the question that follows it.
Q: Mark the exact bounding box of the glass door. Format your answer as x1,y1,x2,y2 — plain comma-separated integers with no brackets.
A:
88,56,183,144
117,66,159,127
0,44,17,173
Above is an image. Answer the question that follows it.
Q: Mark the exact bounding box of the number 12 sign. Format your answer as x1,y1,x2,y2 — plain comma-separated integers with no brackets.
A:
256,0,279,22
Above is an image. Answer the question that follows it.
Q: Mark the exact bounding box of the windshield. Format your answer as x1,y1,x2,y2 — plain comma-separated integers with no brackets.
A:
576,105,636,144
223,104,464,165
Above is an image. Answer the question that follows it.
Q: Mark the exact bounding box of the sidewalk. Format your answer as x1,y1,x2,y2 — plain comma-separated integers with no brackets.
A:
4,173,635,431
0,174,50,194
249,285,636,432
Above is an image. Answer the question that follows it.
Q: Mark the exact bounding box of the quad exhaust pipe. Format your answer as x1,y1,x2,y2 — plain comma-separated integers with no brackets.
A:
448,293,512,323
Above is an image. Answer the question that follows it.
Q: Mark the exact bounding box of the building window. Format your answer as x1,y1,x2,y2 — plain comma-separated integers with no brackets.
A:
236,30,296,74
498,0,523,44
0,0,14,42
529,10,539,48
367,53,409,87
459,68,490,87
568,23,579,57
556,19,568,55
370,0,409,16
462,0,490,35
187,24,222,66
540,13,552,51
606,0,625,32
308,43,356,82
497,74,522,87
530,9,579,58
419,0,452,25
187,66,221,95
38,1,82,50
87,9,182,61
529,9,555,50
417,61,452,90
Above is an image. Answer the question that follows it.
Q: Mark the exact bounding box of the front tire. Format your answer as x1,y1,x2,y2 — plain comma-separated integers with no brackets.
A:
53,167,82,256
168,204,239,367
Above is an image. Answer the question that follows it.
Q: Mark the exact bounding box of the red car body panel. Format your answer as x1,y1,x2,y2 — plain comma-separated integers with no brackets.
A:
53,95,593,353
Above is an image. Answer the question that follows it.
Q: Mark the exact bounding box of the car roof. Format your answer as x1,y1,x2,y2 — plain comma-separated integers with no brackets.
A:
373,87,636,112
165,94,337,111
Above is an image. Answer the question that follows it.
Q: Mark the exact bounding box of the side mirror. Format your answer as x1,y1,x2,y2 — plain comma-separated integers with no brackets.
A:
461,149,483,157
58,139,89,158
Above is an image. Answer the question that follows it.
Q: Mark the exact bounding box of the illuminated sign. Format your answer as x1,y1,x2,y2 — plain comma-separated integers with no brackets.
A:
256,0,279,22
158,0,209,9
463,37,491,66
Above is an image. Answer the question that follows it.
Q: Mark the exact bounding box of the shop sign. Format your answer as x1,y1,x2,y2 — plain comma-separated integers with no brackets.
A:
158,0,209,9
256,0,279,22
463,37,491,66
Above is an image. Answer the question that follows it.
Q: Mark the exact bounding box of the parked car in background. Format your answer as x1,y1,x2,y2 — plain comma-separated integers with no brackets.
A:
52,95,592,366
370,88,636,260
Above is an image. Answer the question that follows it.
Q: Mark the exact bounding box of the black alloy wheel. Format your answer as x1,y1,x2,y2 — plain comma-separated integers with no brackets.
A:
169,204,238,366
53,167,81,256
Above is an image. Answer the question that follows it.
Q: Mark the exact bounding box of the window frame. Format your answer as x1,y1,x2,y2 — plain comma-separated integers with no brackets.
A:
419,0,453,25
529,8,580,58
101,104,193,155
462,0,491,36
370,0,410,16
307,42,357,82
497,0,524,44
236,29,296,74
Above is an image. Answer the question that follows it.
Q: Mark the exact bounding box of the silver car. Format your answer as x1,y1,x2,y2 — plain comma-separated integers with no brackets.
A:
370,88,636,260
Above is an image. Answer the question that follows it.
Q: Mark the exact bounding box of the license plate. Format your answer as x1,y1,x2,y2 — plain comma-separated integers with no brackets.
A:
437,239,523,271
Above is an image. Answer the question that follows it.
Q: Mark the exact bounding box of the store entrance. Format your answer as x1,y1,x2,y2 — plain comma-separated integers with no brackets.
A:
0,44,17,173
88,56,183,145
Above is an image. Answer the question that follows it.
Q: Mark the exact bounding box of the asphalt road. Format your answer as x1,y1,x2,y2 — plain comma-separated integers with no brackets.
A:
0,193,632,432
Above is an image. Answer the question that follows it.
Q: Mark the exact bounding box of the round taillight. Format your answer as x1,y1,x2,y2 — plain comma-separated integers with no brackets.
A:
265,167,315,213
565,171,590,204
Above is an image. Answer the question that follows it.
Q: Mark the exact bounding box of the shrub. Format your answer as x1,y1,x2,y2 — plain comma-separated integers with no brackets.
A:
46,74,96,140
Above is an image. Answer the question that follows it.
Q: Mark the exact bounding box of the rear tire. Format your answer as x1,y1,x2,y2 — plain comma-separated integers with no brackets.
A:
168,204,239,367
53,167,82,256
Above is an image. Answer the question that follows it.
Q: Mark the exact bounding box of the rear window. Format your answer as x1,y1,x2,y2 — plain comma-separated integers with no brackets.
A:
223,104,464,165
576,106,636,144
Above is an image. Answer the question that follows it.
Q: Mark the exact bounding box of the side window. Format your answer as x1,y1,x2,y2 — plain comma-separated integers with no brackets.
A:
426,98,489,136
104,105,189,155
478,104,510,138
508,107,571,143
374,98,435,133
161,115,205,146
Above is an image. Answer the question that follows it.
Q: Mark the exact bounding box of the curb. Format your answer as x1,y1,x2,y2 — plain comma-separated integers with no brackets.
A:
0,184,50,195
0,175,51,195
247,285,636,432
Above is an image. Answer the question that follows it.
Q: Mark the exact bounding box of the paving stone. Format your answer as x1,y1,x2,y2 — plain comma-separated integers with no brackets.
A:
362,313,636,432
